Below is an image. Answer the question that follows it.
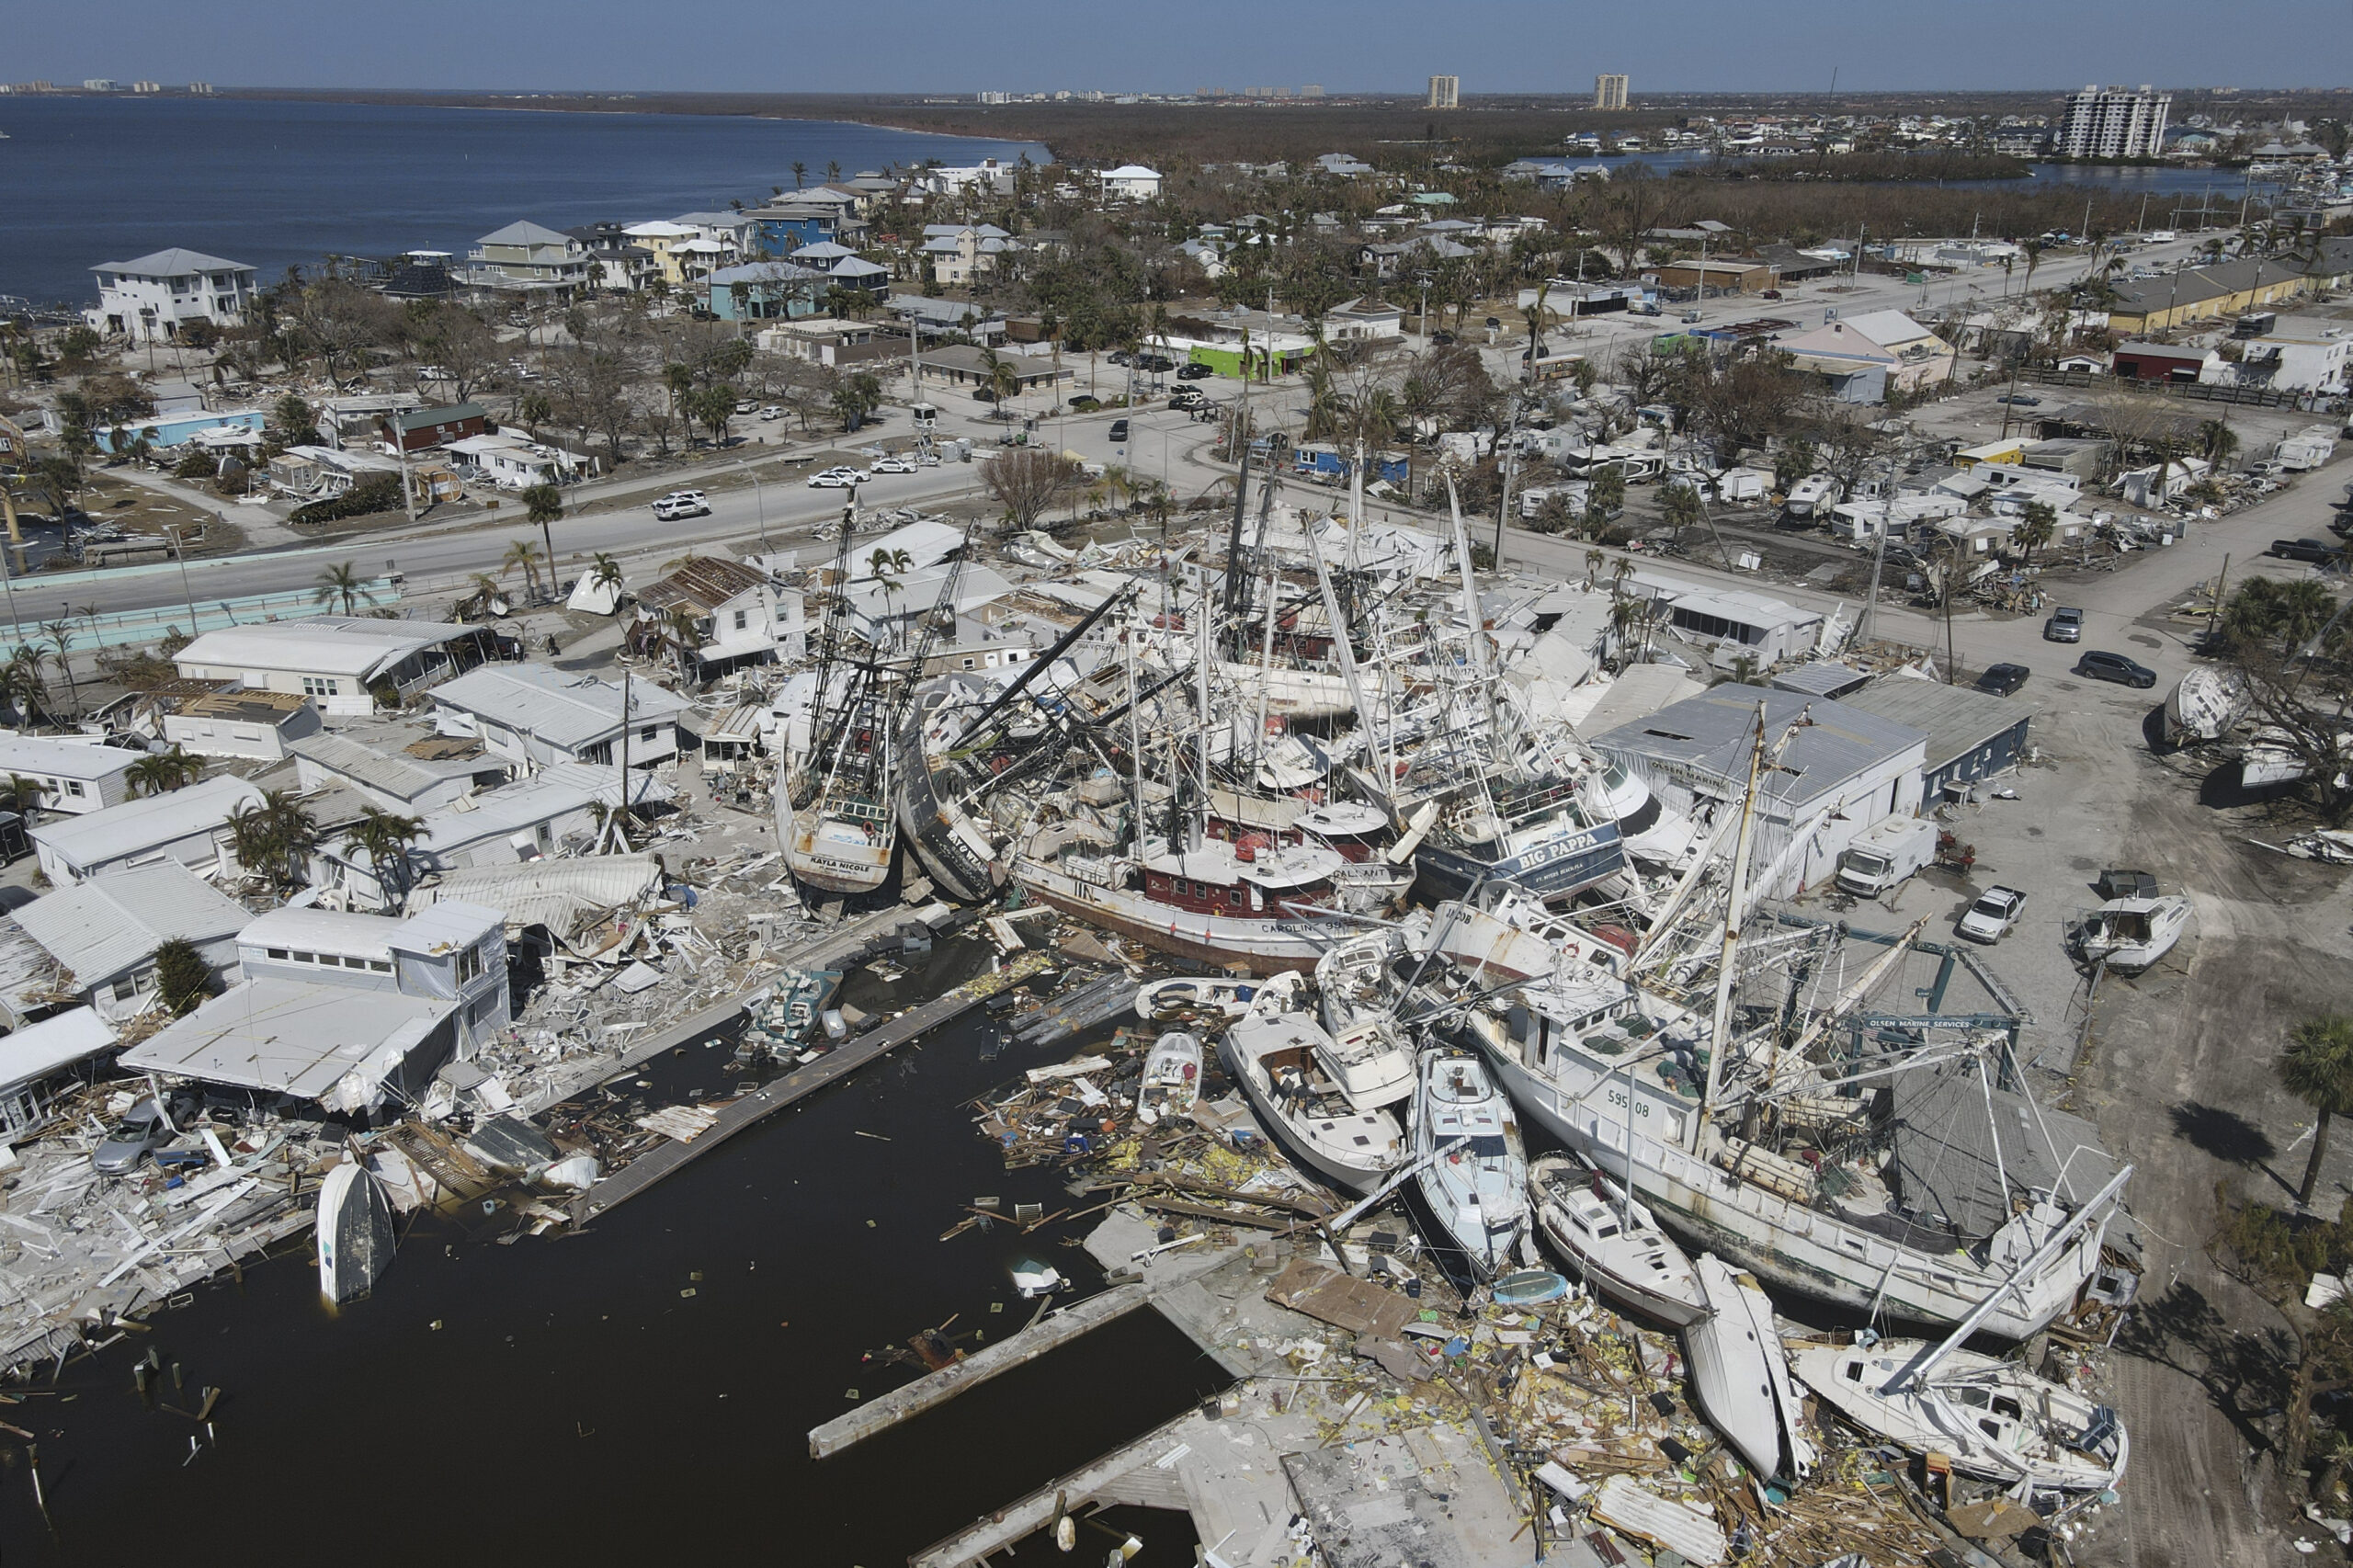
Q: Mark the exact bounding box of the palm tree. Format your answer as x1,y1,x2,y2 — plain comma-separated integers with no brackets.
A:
2281,1016,2353,1206
589,551,625,608
341,805,426,903
230,788,321,893
523,483,564,584
2014,501,2058,565
457,572,506,620
2196,418,2241,468
314,561,369,617
502,538,547,603
124,746,204,799
662,606,703,677
2,645,51,727
790,161,808,190
1585,547,1605,589
39,620,77,716
1,772,46,822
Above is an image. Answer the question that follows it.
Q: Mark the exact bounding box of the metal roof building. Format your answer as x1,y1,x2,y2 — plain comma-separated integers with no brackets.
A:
290,732,491,812
6,864,249,1020
120,979,457,1112
0,1007,117,1135
173,618,502,715
430,663,690,769
0,735,142,814
1833,676,2033,799
29,774,265,885
1590,684,1928,896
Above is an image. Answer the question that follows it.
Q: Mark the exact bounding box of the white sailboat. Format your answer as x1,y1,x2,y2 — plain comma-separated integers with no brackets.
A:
1529,1153,1706,1327
2161,665,2246,746
1410,1051,1529,1278
1686,1254,1815,1482
1791,1337,2127,1491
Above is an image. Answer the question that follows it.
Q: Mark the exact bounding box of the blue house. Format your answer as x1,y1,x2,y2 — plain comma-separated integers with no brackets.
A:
745,205,839,258
705,262,831,323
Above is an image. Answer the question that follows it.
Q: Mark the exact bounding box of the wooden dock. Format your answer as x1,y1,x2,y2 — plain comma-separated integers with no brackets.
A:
808,1281,1153,1459
570,949,1055,1223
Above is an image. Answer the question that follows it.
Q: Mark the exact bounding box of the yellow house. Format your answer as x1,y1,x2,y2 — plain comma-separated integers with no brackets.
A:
1953,437,2027,469
623,222,700,287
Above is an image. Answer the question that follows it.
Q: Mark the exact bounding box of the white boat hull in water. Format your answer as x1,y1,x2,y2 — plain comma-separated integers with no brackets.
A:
1221,1010,1403,1193
1792,1339,2127,1491
316,1160,395,1305
1686,1255,1815,1481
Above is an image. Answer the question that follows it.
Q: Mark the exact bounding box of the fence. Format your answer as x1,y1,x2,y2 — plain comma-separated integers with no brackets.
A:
2021,367,2299,409
0,579,405,655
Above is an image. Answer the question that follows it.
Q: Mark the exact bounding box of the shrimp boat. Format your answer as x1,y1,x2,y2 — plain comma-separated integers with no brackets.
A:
1449,705,2135,1341
1013,831,1353,976
1686,1255,1816,1482
785,661,898,896
1791,1337,2127,1491
2075,894,2192,972
1220,998,1404,1193
1136,1031,1204,1126
1529,1153,1705,1327
1410,1051,1529,1278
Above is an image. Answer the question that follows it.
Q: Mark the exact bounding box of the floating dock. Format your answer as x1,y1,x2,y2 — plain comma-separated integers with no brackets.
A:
570,949,1054,1222
808,1281,1154,1459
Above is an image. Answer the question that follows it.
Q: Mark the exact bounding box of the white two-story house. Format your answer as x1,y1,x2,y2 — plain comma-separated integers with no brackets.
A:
88,248,257,342
632,557,803,676
430,663,690,771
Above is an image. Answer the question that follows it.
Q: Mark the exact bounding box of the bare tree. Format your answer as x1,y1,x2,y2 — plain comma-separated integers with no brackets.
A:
983,449,1083,531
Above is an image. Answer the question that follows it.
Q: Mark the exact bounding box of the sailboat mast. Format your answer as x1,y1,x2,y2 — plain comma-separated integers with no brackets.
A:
1302,518,1389,792
1695,703,1771,1154
1194,562,1213,845
1125,614,1146,844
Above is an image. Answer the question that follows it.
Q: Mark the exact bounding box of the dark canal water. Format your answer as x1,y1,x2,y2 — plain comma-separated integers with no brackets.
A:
0,936,1219,1565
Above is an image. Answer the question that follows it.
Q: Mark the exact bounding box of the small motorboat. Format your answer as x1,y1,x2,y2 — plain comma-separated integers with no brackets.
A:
1686,1255,1815,1482
316,1158,395,1306
2075,894,2192,972
1135,975,1256,1023
1529,1153,1707,1327
1492,1268,1570,1307
1791,1338,2127,1491
1411,1051,1529,1279
1135,1030,1203,1126
1010,1257,1065,1298
1221,1006,1403,1194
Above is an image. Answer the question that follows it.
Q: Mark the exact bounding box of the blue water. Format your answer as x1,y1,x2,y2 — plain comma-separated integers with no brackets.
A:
0,97,1047,309
1619,146,2283,203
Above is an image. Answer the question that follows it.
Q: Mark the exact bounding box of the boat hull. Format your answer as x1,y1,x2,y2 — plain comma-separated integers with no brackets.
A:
1529,1155,1707,1327
1684,1260,1786,1479
1791,1341,2127,1491
1415,821,1625,908
893,722,1002,904
316,1161,394,1306
1218,1021,1401,1194
1014,860,1337,976
1480,1040,2106,1340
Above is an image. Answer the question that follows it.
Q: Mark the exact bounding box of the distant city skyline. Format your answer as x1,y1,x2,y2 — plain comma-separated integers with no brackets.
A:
7,0,2347,96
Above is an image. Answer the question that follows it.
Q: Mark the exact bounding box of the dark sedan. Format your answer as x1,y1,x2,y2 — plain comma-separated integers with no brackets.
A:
1975,663,2030,696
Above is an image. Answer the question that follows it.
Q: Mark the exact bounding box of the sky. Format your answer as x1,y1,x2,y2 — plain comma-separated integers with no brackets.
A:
10,0,2349,96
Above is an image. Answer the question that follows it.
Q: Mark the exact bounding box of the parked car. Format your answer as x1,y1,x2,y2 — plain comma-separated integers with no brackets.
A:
757,405,783,421
1170,390,1208,410
808,472,858,489
1760,289,1783,301
2270,538,2342,564
1176,362,1212,380
1975,663,2030,696
1108,418,1131,444
2096,869,2158,901
2044,607,2084,643
2075,651,2157,688
972,386,998,403
1957,885,2029,944
1136,354,1176,373
92,1094,198,1175
651,494,710,520
1067,395,1102,412
1996,393,2041,407
871,456,916,474
1107,350,1133,367
1430,330,1456,346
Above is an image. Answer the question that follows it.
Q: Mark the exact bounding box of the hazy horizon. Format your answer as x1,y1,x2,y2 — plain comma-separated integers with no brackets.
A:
11,0,2348,98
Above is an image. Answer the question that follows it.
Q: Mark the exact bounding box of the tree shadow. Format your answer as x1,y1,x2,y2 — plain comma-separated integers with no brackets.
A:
2116,1278,2292,1456
2170,1100,2279,1166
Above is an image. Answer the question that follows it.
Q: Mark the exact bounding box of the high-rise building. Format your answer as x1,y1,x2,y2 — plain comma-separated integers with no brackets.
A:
1427,75,1459,110
2054,85,2172,159
1594,74,1629,111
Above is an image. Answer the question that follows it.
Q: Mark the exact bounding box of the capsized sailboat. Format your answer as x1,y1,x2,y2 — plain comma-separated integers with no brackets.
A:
1685,1254,1815,1482
1792,1337,2127,1491
316,1158,395,1306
